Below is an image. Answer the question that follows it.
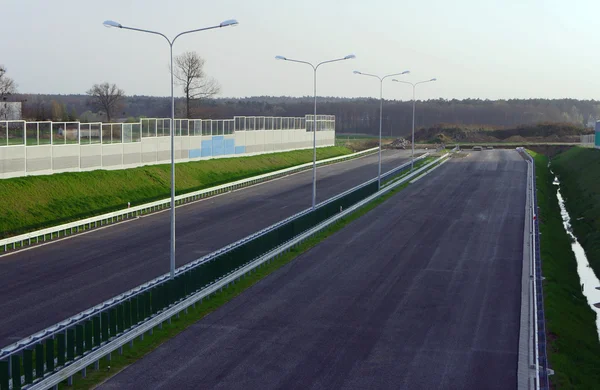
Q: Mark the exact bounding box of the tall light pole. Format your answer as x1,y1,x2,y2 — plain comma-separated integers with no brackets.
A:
353,70,409,188
275,54,356,209
392,78,436,170
103,19,239,278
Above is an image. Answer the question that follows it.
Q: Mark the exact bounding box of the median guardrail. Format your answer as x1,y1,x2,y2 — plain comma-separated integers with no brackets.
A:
0,147,380,253
0,151,431,390
517,147,550,390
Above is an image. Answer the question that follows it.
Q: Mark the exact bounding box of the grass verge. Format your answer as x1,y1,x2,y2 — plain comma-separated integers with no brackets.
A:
56,163,416,389
382,156,436,186
551,146,600,277
530,149,600,388
0,146,352,238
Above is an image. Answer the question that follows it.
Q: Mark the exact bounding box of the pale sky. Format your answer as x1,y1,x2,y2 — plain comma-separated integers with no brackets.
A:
1,0,598,101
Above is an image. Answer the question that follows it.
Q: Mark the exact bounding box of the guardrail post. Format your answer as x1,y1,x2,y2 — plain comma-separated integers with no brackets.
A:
67,329,75,362
151,288,158,315
0,360,8,390
123,301,131,330
10,355,20,390
35,343,44,379
101,312,110,343
46,337,55,372
146,291,152,317
84,320,93,352
115,306,123,336
139,294,146,322
93,316,101,348
57,333,66,367
75,325,84,357
131,297,139,325
23,349,33,384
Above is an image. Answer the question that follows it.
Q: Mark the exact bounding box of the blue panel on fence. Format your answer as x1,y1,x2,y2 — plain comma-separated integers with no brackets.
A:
201,148,212,157
224,139,235,155
212,136,224,156
235,146,246,154
189,149,202,158
201,140,212,149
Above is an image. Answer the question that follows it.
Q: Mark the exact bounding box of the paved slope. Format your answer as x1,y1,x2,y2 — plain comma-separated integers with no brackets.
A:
100,150,527,390
0,150,414,347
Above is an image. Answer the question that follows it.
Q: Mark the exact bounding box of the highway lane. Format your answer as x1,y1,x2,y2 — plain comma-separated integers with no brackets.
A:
100,149,527,390
0,149,417,348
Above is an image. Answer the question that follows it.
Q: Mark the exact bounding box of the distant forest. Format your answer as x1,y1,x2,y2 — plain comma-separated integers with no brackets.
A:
14,93,600,137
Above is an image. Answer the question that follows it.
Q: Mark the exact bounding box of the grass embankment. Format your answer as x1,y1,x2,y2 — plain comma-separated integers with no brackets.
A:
531,150,600,388
58,165,415,390
0,147,351,238
552,147,600,277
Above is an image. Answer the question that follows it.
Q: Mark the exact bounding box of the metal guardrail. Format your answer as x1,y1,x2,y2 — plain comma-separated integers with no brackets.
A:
0,150,428,389
517,147,550,390
0,147,378,253
10,153,447,390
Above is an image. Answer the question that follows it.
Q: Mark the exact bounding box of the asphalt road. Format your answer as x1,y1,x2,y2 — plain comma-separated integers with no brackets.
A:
100,149,527,390
0,149,417,348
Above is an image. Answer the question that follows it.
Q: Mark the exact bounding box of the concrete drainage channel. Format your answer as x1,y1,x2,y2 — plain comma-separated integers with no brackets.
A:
0,148,379,254
0,152,446,390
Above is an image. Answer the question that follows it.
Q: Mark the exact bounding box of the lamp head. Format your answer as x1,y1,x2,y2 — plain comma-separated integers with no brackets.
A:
431,78,437,81
103,20,122,28
353,70,362,75
401,70,410,75
344,54,356,60
220,19,239,27
392,79,399,82
275,55,287,61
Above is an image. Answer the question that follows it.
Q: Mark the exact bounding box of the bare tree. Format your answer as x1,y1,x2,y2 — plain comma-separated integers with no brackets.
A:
0,65,17,119
173,52,220,118
86,82,125,122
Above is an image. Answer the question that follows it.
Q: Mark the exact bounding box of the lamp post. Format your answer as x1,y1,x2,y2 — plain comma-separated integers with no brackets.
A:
275,54,356,209
353,70,409,188
103,19,239,278
392,78,436,170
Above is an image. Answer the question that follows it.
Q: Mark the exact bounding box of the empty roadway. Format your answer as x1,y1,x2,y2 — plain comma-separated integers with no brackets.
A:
100,149,527,390
0,149,417,348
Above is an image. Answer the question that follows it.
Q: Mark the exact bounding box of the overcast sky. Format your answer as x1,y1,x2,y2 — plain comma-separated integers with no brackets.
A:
1,0,598,101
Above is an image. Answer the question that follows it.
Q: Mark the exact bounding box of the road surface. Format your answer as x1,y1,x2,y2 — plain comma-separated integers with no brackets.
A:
100,149,527,390
0,149,415,348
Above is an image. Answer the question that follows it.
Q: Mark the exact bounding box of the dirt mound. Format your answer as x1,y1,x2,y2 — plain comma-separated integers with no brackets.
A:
388,138,411,149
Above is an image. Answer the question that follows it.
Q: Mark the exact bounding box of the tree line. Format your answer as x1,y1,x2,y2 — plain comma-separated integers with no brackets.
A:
4,56,600,136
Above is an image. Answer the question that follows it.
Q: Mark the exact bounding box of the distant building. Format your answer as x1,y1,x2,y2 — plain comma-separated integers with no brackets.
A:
0,101,22,120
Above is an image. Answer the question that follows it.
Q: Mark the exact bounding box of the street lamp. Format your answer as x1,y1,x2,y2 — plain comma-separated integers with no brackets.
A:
353,70,409,188
103,18,239,278
392,78,436,170
276,54,356,209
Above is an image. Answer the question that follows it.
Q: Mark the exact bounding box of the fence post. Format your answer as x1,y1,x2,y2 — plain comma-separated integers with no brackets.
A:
35,343,44,379
10,355,20,390
57,332,66,367
0,359,8,390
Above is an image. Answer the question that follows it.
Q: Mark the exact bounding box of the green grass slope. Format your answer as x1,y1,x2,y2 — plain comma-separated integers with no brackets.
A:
552,147,600,277
0,147,351,238
532,150,600,388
